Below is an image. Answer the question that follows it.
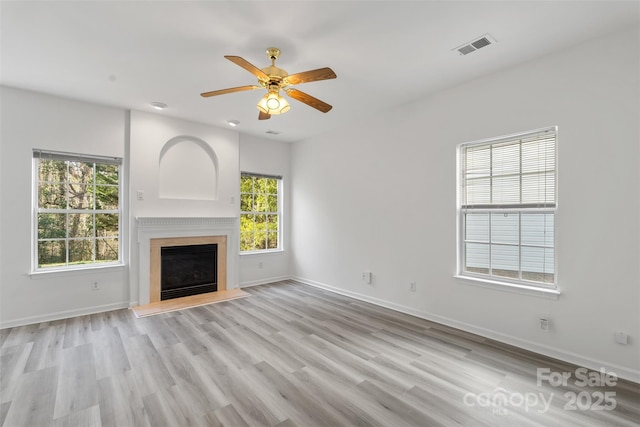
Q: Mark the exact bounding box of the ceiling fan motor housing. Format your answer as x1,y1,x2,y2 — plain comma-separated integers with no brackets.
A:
260,47,288,88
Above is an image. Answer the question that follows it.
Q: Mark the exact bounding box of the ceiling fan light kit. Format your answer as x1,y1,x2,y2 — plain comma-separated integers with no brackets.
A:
257,90,290,115
201,47,336,120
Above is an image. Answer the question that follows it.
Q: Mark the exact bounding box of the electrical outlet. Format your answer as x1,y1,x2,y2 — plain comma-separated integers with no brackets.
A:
92,281,100,291
410,282,416,292
258,261,263,269
361,271,372,284
615,332,628,345
539,318,549,331
136,190,144,201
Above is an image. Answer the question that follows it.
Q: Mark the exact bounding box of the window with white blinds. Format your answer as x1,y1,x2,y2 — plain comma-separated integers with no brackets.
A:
458,127,557,287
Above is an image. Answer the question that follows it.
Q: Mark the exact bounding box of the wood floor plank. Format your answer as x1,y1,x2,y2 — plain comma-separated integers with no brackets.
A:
303,333,416,393
137,316,181,349
157,342,230,413
252,360,354,427
229,324,306,374
142,388,190,427
92,326,131,380
23,324,65,373
0,329,10,350
273,419,299,427
2,366,58,426
217,303,279,337
0,342,33,404
122,334,176,397
405,384,495,427
1,323,40,348
110,309,147,338
193,351,284,426
291,365,405,427
357,379,443,426
272,330,367,387
1,280,638,427
237,294,304,326
89,310,118,332
53,343,99,419
207,403,250,427
62,314,93,349
202,320,262,369
96,370,148,427
51,404,101,427
0,401,10,427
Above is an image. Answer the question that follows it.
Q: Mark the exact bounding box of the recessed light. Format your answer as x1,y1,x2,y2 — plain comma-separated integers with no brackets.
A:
227,120,240,127
150,102,167,110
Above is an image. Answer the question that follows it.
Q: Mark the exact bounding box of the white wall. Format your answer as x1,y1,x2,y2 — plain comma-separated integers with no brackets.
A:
0,87,128,327
129,110,239,218
290,26,640,381
239,134,291,286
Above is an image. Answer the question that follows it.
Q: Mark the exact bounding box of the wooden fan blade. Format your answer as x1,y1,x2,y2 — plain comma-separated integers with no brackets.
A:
283,67,336,86
258,111,271,120
225,55,269,81
285,88,332,113
200,85,261,97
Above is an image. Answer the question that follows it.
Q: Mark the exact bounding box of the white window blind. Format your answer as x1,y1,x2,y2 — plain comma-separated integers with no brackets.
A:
461,129,556,209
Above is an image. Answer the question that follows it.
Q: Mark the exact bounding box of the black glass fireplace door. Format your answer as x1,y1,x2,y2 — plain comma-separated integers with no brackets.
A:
160,244,217,300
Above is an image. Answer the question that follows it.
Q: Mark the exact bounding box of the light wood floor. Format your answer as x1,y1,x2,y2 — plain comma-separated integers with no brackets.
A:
1,280,638,426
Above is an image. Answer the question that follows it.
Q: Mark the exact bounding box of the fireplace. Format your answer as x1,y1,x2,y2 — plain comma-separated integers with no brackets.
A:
160,243,218,300
149,235,227,303
136,217,238,305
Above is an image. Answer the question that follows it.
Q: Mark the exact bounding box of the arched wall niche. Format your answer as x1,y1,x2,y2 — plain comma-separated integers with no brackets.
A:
158,135,219,200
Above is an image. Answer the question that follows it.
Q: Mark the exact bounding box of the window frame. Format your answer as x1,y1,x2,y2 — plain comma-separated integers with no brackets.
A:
239,172,283,254
456,127,559,295
32,149,123,273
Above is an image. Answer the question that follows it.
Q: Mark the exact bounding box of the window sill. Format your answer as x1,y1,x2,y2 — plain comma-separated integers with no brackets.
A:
454,275,560,300
29,263,125,279
240,249,284,256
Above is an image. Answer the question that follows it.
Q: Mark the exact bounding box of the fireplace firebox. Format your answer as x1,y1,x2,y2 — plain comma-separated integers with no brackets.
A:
148,234,227,304
160,243,217,300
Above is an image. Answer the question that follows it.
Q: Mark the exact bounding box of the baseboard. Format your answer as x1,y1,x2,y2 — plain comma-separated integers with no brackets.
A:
0,301,130,329
240,275,291,288
293,276,640,383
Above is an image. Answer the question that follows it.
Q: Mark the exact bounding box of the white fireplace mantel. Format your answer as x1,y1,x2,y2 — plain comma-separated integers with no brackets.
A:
136,216,239,305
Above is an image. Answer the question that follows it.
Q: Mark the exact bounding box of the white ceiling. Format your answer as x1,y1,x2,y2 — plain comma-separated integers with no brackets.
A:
2,1,638,143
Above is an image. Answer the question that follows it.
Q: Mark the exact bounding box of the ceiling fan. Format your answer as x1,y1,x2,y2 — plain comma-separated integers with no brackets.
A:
200,47,336,120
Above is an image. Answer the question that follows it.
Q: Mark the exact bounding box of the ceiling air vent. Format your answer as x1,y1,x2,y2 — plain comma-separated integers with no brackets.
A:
454,34,496,55
265,130,281,135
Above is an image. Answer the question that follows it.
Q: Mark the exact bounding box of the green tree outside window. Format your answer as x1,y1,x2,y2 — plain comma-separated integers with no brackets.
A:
240,173,281,252
34,153,121,269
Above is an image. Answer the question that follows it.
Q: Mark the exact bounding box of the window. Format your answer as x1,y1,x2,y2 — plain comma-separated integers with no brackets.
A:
33,150,122,271
240,172,282,252
457,127,557,288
